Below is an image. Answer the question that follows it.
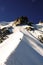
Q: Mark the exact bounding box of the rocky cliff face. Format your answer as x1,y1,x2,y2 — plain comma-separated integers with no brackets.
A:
12,16,29,26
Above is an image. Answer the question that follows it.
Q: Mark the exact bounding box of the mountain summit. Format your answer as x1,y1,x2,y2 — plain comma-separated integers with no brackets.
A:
0,17,43,65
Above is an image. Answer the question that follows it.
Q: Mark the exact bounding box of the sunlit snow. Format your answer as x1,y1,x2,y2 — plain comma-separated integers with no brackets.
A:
0,22,43,65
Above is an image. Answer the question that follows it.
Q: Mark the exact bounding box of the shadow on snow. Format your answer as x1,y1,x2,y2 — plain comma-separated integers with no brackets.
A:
5,35,43,65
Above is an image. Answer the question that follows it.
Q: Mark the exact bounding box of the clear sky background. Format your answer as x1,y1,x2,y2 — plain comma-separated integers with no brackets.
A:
0,0,43,23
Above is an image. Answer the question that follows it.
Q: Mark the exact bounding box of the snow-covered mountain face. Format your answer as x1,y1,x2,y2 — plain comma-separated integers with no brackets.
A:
0,21,43,44
0,21,43,65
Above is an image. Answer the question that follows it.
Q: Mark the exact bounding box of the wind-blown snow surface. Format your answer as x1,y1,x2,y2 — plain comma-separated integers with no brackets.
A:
0,25,43,65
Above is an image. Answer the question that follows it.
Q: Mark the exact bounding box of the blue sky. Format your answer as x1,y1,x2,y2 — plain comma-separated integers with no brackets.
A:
0,0,43,23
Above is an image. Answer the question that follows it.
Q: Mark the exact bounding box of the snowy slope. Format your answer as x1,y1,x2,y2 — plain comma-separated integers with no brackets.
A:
0,29,23,64
33,23,43,32
0,24,43,65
